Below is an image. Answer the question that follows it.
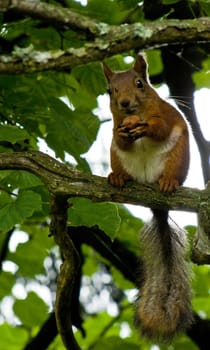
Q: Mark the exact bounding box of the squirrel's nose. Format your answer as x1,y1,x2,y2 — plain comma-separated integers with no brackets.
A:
120,99,130,108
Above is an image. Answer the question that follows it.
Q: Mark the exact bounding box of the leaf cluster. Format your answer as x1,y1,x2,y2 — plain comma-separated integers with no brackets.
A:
0,1,210,350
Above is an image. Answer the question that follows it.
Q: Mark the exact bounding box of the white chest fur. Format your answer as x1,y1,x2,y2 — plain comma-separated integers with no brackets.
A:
113,126,181,184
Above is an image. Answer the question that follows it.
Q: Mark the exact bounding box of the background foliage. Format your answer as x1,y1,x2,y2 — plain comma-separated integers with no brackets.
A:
0,0,210,349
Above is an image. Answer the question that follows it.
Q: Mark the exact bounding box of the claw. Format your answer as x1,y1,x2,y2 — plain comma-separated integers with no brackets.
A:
159,176,179,192
108,172,131,187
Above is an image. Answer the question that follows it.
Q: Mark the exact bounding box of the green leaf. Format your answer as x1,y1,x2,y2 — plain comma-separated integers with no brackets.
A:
0,323,28,350
28,26,61,50
117,205,144,254
147,49,164,77
76,0,131,24
82,246,99,276
37,72,73,100
75,312,113,347
69,198,121,239
72,62,108,96
193,57,210,89
111,267,134,290
200,1,210,16
104,54,134,72
0,191,12,209
92,336,139,350
192,296,210,318
0,190,42,232
171,334,199,350
46,97,100,164
14,292,48,328
192,265,210,297
48,336,64,350
8,224,53,277
161,0,182,4
191,264,210,318
0,271,15,300
2,18,36,42
5,90,50,127
0,125,29,144
0,170,42,190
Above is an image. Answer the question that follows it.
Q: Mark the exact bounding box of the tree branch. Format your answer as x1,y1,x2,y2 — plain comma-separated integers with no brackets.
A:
0,150,210,264
0,0,103,35
161,47,210,184
50,195,81,350
0,1,210,75
69,226,138,284
0,229,14,271
0,150,204,211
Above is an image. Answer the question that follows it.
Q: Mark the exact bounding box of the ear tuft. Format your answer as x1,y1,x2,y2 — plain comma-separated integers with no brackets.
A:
102,62,114,82
133,53,148,82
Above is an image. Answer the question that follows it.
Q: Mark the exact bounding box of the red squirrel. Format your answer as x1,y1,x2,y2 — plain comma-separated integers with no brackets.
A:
102,53,193,342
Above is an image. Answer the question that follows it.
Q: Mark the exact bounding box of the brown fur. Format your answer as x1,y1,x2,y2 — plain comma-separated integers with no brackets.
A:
103,56,189,190
103,54,193,342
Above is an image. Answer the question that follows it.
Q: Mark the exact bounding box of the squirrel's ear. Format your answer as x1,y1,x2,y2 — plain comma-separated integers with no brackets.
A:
133,53,148,82
102,62,114,82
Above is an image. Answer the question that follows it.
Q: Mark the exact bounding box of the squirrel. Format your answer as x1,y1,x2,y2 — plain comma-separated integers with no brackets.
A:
102,53,193,342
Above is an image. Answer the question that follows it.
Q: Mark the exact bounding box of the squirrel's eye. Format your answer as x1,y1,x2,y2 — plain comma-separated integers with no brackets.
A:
136,79,144,89
107,87,112,95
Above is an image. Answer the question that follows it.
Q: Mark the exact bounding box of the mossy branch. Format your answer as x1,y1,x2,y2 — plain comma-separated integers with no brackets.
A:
0,150,204,211
0,150,209,264
0,0,210,74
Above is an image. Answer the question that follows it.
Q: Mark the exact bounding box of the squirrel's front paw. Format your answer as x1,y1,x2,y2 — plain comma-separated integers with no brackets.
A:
118,115,147,140
108,172,132,187
159,176,179,192
128,123,147,140
117,125,134,140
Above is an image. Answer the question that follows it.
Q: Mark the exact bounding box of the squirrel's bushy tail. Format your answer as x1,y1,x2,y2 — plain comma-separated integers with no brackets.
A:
135,210,193,342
